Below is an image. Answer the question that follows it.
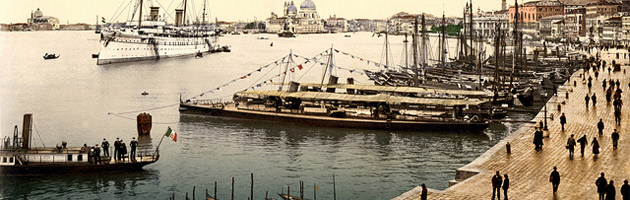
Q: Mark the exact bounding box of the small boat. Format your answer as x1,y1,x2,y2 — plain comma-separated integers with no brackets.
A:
278,193,306,200
196,52,203,57
344,34,351,38
221,45,231,52
257,36,269,40
92,53,99,58
141,91,149,95
43,53,60,60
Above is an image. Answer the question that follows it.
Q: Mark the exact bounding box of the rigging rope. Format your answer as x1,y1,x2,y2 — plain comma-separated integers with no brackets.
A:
107,112,179,124
115,103,180,115
33,124,46,148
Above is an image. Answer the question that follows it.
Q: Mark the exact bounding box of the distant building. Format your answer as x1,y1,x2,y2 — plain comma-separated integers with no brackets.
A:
325,15,347,33
540,15,564,38
623,16,630,45
27,8,60,30
471,10,510,39
265,0,325,34
601,17,622,44
509,0,564,38
565,8,587,39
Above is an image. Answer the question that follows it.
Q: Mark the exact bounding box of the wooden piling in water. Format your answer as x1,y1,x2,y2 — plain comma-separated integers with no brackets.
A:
214,181,217,200
333,174,336,200
231,177,235,200
251,173,254,200
314,184,317,200
193,186,196,200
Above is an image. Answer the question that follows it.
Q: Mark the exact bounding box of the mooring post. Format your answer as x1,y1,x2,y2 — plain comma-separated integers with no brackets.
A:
193,186,196,200
232,177,235,200
333,174,337,200
251,173,254,200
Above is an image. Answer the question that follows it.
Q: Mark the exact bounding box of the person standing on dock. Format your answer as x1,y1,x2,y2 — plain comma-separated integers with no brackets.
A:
567,134,576,159
603,79,607,90
598,119,605,136
102,138,110,157
612,129,620,150
549,167,561,195
114,138,120,161
578,135,588,156
597,173,608,200
502,174,510,200
586,94,591,107
607,180,616,200
491,171,502,200
420,184,427,200
620,180,630,200
592,94,597,107
130,137,138,161
560,113,567,131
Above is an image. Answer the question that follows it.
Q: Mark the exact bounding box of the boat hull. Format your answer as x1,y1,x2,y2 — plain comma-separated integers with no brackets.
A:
179,104,489,132
0,160,156,175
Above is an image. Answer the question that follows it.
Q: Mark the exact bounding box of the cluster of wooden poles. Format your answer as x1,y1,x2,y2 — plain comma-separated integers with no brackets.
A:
168,173,338,200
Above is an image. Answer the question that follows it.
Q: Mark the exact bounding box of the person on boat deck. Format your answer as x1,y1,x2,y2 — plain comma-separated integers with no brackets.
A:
94,144,102,165
130,137,138,160
102,138,110,157
88,146,94,164
120,140,128,162
114,138,120,161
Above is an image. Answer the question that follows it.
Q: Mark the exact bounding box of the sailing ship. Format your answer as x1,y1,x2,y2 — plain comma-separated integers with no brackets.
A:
96,0,216,65
0,114,159,175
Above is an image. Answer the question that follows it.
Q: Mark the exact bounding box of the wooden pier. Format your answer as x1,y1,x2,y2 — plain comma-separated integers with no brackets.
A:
394,53,630,199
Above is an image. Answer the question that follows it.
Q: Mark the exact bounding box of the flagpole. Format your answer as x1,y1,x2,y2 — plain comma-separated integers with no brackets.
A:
155,133,166,154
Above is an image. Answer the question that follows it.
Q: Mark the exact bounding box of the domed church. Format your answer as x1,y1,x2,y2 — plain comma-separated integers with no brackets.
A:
266,0,324,34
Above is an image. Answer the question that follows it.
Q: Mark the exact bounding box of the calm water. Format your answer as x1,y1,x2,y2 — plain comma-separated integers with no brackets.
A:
0,31,532,199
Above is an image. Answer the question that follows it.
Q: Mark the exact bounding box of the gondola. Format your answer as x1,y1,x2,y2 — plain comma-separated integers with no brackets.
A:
43,53,60,60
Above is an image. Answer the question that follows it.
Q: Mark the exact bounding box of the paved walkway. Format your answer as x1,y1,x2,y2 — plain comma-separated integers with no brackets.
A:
394,51,630,200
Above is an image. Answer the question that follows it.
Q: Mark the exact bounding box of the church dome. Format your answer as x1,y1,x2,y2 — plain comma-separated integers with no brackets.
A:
33,8,43,18
300,0,316,10
288,4,297,12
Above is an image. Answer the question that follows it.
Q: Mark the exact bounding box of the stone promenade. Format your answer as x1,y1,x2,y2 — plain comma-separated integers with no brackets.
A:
394,51,630,200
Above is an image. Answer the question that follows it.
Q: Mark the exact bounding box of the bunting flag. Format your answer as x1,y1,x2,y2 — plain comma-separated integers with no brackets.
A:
101,17,106,23
240,76,247,79
297,64,303,70
165,127,177,142
290,68,295,72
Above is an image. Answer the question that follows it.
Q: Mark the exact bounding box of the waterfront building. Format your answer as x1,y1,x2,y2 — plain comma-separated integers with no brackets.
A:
539,15,565,38
601,17,623,44
372,19,388,33
27,8,60,30
565,8,587,39
509,0,564,38
265,0,325,34
353,19,375,32
471,10,510,39
585,1,621,43
623,16,630,45
325,15,347,33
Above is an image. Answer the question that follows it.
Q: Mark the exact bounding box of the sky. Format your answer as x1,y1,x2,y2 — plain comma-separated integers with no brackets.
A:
0,0,506,24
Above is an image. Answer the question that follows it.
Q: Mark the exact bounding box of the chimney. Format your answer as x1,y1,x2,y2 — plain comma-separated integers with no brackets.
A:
22,114,32,149
175,9,183,26
326,76,339,93
150,7,160,21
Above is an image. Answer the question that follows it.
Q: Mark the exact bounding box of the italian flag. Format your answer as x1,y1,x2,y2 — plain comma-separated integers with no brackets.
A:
165,126,177,142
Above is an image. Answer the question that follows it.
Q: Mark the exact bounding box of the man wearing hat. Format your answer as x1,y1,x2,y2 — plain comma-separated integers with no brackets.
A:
94,144,101,164
130,137,138,161
114,138,120,161
101,138,110,157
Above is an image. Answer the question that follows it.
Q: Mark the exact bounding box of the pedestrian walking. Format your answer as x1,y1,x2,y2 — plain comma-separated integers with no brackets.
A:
612,129,620,150
560,113,567,131
550,167,561,194
586,94,591,107
598,119,605,136
534,128,544,151
592,94,598,107
492,171,503,200
101,138,110,157
503,174,510,200
421,184,427,200
130,137,138,160
607,180,616,200
567,134,576,158
621,180,630,200
578,134,588,156
615,109,622,125
593,137,601,158
114,138,120,161
604,79,608,90
597,173,608,200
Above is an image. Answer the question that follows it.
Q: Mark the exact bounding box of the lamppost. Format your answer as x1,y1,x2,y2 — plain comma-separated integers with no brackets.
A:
544,103,549,131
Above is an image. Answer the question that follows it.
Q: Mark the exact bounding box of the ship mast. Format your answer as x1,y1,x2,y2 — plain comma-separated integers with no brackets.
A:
202,0,207,25
511,0,518,87
412,16,419,86
441,12,446,73
183,0,188,26
138,0,143,30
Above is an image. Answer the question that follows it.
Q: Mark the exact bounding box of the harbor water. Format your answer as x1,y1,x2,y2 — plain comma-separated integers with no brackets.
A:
0,31,533,199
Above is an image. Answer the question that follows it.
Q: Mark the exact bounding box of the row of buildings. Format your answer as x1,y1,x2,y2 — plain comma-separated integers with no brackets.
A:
1,8,97,31
471,0,630,45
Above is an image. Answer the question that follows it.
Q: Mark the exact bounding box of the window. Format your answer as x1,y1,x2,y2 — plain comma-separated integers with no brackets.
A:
67,154,72,161
77,154,83,161
2,157,6,163
9,157,13,163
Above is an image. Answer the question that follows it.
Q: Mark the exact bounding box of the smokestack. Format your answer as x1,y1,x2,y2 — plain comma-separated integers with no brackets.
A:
150,7,160,21
22,114,32,149
175,9,183,26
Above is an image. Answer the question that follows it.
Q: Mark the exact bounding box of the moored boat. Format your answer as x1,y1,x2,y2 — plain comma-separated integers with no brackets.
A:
43,53,59,60
0,114,159,175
